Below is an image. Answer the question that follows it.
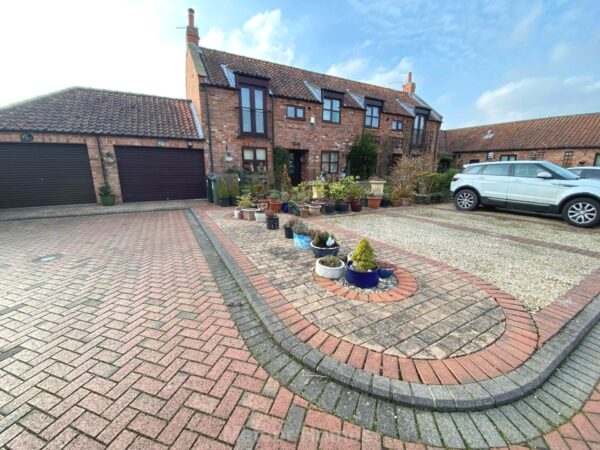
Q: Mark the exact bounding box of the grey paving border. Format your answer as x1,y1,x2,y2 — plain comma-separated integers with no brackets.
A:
186,210,600,448
189,209,600,413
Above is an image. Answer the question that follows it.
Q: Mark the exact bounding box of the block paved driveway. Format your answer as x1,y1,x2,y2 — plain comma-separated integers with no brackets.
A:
0,206,599,449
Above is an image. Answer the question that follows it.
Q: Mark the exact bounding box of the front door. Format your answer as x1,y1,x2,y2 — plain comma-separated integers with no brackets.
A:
288,150,307,186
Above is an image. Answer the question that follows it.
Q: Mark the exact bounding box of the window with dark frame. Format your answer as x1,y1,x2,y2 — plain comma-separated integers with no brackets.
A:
469,159,480,164
365,100,382,128
242,148,267,173
238,75,268,138
392,120,403,131
286,105,305,120
322,91,342,124
321,151,339,174
563,151,574,167
499,154,517,161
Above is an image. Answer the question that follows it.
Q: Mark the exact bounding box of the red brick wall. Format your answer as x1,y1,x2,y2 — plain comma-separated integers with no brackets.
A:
198,85,441,180
454,148,600,167
0,132,203,204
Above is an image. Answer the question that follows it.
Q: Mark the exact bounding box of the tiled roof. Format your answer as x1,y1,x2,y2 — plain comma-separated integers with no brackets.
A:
197,47,442,121
441,113,600,153
0,87,202,139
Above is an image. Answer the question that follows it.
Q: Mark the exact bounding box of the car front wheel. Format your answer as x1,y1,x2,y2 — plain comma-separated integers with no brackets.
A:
563,197,600,227
454,189,478,211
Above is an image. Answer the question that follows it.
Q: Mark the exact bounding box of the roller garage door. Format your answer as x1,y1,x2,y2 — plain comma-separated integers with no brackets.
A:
116,146,206,202
0,143,96,208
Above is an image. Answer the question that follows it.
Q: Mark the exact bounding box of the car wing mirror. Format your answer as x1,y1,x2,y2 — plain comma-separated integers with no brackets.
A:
537,171,552,179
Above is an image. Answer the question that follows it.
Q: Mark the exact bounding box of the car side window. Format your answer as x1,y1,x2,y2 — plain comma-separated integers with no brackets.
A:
462,165,483,174
584,169,600,179
513,164,544,178
480,164,511,176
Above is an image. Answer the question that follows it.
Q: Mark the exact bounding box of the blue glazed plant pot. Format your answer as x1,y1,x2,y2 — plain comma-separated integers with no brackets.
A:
378,267,394,278
282,202,289,213
293,234,312,249
345,262,380,288
310,243,340,258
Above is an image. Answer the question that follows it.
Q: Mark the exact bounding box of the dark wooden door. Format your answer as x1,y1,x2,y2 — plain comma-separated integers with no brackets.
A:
288,150,306,186
116,146,206,202
0,143,96,208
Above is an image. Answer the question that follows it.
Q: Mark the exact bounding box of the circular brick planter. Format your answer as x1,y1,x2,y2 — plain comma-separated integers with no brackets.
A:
313,267,418,302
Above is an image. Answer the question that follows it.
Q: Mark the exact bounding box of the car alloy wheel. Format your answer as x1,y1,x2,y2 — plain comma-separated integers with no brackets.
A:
567,201,597,225
456,191,475,209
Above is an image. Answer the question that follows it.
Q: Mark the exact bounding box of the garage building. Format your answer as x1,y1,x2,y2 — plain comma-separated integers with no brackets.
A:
0,87,205,208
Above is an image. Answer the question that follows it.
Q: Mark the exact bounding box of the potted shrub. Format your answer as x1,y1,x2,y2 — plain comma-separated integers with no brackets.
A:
389,157,427,207
324,197,336,215
265,209,279,230
346,239,379,288
237,194,257,220
389,189,401,207
310,231,340,258
315,255,345,280
283,217,298,239
292,220,312,249
268,190,283,213
329,180,349,213
98,184,116,206
368,194,382,209
217,178,230,207
346,177,364,213
228,177,240,206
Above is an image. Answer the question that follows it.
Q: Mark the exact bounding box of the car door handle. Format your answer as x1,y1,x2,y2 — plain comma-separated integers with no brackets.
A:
512,180,523,183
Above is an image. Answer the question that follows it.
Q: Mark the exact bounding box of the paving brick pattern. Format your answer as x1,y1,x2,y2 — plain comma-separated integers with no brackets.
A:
0,204,598,449
206,210,538,384
211,211,507,360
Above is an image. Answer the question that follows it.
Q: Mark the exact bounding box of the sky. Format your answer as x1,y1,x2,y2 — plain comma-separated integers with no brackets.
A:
1,0,599,129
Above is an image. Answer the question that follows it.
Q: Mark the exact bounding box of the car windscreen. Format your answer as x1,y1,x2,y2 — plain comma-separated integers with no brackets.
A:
545,162,580,180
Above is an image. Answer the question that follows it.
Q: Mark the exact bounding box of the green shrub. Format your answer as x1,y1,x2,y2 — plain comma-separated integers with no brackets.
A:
320,255,342,268
228,177,240,198
217,178,229,199
98,184,112,197
348,133,378,179
352,239,377,271
311,231,337,248
292,220,310,236
237,193,253,209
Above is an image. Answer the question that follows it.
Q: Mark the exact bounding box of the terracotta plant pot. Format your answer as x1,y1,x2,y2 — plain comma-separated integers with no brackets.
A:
269,200,283,213
390,200,401,207
368,197,382,209
308,204,322,216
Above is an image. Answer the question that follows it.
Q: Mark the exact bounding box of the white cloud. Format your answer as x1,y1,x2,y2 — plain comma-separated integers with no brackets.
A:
326,57,412,89
475,76,600,123
203,10,294,65
508,1,543,46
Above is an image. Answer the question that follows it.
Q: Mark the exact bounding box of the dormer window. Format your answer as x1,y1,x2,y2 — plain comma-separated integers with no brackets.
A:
411,107,429,147
237,75,269,138
365,99,383,128
322,90,343,124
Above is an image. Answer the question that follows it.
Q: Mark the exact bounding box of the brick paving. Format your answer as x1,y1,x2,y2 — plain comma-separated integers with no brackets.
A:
0,203,598,449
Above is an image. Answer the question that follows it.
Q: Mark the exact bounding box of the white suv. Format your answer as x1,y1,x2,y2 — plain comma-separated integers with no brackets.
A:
450,161,600,227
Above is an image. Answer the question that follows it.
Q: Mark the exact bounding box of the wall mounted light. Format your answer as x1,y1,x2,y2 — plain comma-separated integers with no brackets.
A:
20,133,33,142
157,139,166,147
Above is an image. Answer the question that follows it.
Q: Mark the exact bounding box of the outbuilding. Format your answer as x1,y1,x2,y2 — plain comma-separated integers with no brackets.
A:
0,87,205,208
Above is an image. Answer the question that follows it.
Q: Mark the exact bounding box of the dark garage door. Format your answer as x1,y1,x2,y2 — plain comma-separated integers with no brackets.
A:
0,143,96,209
116,146,206,202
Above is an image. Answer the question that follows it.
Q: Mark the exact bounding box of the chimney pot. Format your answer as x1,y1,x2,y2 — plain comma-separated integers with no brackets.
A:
407,71,412,83
188,8,195,27
403,72,416,94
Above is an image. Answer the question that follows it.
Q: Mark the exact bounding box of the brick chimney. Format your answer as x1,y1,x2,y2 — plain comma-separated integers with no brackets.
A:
403,72,416,94
186,8,199,45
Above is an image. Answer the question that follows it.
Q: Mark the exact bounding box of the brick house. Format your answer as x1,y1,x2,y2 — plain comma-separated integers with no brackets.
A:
0,88,204,208
184,9,442,184
439,113,600,168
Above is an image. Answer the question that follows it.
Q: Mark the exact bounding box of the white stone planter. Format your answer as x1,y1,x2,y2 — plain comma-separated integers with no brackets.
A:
255,211,266,222
315,257,345,279
233,209,242,219
368,179,386,196
308,204,322,216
